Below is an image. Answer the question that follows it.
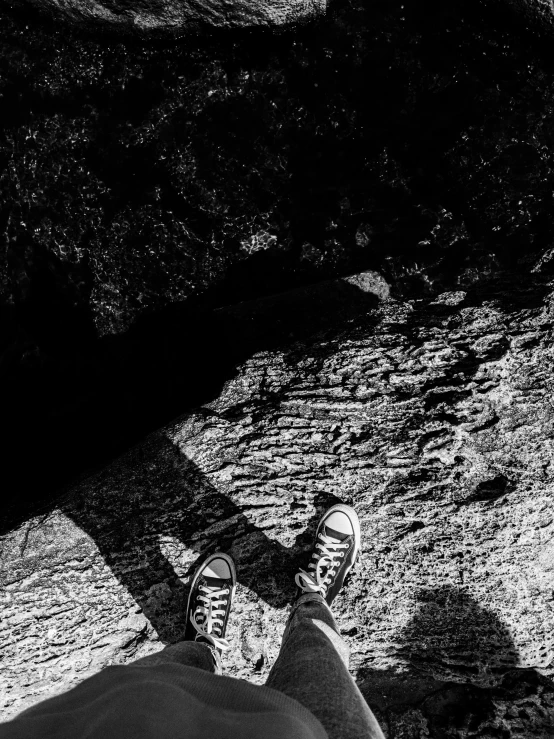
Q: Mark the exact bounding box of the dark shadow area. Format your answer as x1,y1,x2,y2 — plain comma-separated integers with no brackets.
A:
358,587,554,737
63,436,344,641
0,275,379,534
2,265,551,535
397,586,519,684
2,0,554,531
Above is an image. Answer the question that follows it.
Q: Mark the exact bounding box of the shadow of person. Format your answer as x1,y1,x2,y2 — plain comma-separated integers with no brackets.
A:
2,271,381,536
397,586,519,686
358,586,554,738
63,431,342,644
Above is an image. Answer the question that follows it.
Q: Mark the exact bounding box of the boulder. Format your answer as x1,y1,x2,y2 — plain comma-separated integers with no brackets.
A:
4,1,554,504
3,0,326,33
2,273,553,736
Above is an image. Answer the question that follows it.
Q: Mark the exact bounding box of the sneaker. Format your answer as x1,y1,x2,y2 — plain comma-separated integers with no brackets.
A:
185,552,236,653
295,504,361,607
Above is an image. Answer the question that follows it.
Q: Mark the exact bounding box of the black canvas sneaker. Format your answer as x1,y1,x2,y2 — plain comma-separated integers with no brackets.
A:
185,552,236,653
295,504,361,607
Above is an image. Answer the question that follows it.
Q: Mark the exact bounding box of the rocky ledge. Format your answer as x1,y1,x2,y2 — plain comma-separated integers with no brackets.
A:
2,0,325,34
2,272,553,736
6,0,554,506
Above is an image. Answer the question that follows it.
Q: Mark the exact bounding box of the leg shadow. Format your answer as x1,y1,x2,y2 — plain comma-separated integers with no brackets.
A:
357,586,554,737
63,433,343,643
2,273,379,535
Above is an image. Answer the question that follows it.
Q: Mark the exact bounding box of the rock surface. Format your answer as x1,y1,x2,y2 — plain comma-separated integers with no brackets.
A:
2,274,553,736
4,0,554,505
3,0,325,34
2,4,554,734
505,0,554,32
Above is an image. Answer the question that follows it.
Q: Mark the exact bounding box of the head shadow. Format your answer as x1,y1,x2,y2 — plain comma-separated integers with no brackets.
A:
358,586,554,737
396,586,519,686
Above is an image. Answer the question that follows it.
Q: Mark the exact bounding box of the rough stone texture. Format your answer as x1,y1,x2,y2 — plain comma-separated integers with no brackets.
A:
2,0,325,34
5,0,554,504
504,0,554,33
2,4,554,734
5,0,551,339
2,274,554,736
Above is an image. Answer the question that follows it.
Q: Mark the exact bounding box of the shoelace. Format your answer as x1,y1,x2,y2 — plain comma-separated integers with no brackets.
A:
295,530,349,596
190,584,231,651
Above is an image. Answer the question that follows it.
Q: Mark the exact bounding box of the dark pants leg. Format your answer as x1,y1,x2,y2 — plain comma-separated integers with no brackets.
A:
266,593,385,739
132,640,221,674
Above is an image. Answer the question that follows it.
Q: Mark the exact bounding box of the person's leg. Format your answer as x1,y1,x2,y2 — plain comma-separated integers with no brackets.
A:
131,640,219,672
266,506,385,739
133,551,237,676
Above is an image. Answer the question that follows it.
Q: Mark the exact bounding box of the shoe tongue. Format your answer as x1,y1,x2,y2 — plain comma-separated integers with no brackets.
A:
324,525,349,542
203,576,227,589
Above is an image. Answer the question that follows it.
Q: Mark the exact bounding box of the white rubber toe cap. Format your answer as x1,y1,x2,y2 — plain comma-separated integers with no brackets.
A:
325,510,354,535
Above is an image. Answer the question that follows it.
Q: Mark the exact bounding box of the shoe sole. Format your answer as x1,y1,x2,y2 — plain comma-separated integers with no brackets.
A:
187,551,237,618
319,503,361,568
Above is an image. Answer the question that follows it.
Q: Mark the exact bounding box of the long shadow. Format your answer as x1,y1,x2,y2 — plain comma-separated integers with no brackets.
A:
37,275,381,642
358,586,554,737
57,271,550,646
3,0,554,530
2,257,549,538
5,268,552,642
63,433,344,642
1,272,379,535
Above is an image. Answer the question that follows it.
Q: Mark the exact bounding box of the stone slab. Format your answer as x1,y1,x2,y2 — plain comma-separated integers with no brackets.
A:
2,278,553,735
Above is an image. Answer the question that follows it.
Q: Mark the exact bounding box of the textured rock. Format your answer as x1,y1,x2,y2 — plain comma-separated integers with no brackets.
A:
2,4,554,733
3,0,325,34
5,1,554,503
2,275,553,736
5,0,552,338
505,0,554,32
